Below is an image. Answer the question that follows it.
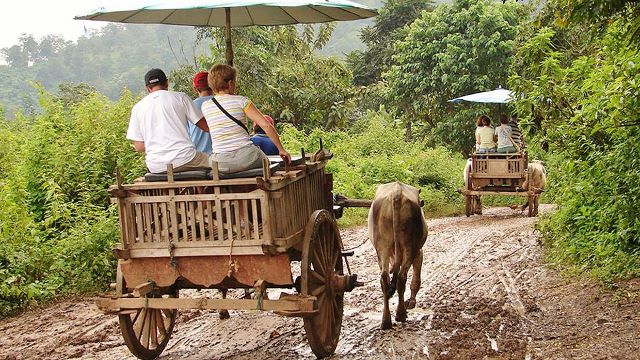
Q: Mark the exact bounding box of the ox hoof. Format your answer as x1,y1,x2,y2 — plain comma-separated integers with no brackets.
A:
381,317,392,330
405,299,416,309
219,310,230,320
395,312,407,323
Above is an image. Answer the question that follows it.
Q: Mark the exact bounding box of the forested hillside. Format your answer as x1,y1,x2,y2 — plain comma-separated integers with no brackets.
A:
0,0,638,318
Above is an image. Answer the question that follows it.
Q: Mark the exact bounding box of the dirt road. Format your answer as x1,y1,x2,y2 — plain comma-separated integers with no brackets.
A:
1,205,638,359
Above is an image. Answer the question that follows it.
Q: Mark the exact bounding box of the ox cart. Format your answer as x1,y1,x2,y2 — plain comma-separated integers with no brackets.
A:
460,151,540,217
97,148,366,359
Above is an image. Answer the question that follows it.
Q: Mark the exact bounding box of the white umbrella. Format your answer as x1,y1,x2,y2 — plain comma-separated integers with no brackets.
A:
449,87,513,104
75,0,377,65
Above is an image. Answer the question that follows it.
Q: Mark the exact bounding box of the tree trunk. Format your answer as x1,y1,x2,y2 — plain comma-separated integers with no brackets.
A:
405,120,413,142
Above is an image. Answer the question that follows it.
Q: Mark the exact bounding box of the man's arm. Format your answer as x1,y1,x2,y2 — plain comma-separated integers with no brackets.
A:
195,117,209,132
132,141,145,153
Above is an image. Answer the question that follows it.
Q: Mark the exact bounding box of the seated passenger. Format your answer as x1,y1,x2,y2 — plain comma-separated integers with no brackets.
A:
189,71,213,154
508,114,524,148
495,114,519,153
201,64,290,174
475,115,496,153
126,68,211,174
250,115,279,156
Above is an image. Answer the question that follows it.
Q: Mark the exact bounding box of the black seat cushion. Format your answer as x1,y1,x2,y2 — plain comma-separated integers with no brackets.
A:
217,163,280,179
143,163,280,182
144,170,211,182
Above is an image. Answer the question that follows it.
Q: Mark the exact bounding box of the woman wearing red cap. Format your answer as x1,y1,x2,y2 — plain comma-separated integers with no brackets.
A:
201,64,290,174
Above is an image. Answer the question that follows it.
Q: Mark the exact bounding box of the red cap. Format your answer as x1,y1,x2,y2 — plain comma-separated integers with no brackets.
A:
255,115,274,129
193,71,209,89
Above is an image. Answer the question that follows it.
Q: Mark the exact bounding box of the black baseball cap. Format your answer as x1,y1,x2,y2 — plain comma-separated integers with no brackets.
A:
144,68,167,86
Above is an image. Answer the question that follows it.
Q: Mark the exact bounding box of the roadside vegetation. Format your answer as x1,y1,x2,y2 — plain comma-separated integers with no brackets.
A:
1,0,638,315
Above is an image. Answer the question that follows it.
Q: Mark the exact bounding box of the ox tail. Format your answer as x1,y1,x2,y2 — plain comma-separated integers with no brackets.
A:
387,186,402,298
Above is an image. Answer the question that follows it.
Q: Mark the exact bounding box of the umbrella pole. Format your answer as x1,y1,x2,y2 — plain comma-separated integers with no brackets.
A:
225,7,233,67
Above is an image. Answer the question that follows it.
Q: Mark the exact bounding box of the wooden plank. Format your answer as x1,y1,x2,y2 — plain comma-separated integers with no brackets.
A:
233,200,242,241
251,199,259,241
196,201,205,242
127,245,266,258
242,199,251,240
224,200,233,243
152,202,161,242
189,201,197,242
179,201,188,243
135,204,144,244
160,202,169,241
206,201,214,242
214,190,224,243
460,190,532,197
96,296,316,313
123,192,264,204
132,282,154,297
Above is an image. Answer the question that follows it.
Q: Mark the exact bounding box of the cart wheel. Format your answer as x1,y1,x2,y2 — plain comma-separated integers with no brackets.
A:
465,195,473,217
301,210,344,358
474,196,483,215
119,292,177,360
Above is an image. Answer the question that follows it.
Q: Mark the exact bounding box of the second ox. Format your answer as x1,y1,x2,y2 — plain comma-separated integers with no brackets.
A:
368,182,428,330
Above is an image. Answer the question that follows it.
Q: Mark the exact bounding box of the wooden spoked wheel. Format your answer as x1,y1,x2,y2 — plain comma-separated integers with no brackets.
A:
301,210,344,359
465,195,473,217
119,293,177,360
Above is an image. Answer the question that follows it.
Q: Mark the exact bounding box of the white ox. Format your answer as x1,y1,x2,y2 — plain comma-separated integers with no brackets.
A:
463,158,482,214
368,182,428,330
521,160,547,216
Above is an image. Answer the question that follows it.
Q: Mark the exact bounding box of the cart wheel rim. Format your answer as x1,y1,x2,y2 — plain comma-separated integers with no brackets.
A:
301,210,344,358
119,293,177,360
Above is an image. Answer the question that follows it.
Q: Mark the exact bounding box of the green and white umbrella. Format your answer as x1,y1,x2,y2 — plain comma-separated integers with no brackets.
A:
75,0,377,65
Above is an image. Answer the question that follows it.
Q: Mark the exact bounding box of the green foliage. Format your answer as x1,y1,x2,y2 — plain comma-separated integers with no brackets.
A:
510,4,640,281
173,25,357,130
0,89,144,315
347,0,435,86
279,109,466,224
0,24,205,116
384,0,529,151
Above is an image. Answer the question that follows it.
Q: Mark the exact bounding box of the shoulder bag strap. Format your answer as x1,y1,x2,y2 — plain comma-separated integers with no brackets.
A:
210,97,249,134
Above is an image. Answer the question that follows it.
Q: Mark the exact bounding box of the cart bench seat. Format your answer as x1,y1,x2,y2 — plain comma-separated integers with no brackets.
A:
143,163,279,182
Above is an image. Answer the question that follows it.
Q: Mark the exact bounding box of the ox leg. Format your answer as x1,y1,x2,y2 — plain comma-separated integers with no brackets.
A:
395,263,410,323
380,269,392,330
533,195,540,216
405,249,423,310
219,289,230,320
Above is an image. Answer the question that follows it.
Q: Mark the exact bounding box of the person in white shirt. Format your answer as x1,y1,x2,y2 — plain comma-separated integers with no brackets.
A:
126,68,211,173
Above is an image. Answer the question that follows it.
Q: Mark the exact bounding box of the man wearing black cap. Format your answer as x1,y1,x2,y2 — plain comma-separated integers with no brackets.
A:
126,68,211,173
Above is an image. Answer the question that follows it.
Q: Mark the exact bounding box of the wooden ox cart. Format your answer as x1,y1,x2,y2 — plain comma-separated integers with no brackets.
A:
98,149,365,359
460,151,541,217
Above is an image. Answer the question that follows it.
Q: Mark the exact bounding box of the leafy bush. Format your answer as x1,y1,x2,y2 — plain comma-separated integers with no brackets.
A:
0,88,144,315
510,11,640,281
280,109,466,224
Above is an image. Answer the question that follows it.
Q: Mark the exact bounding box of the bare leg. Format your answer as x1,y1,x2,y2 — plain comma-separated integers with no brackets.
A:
405,249,423,309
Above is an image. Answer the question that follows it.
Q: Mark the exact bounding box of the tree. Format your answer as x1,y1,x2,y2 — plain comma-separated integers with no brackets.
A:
347,0,435,86
173,25,357,130
384,0,528,150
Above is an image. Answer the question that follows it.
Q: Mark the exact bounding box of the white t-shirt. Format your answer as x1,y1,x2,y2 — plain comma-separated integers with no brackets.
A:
126,90,204,173
495,124,513,148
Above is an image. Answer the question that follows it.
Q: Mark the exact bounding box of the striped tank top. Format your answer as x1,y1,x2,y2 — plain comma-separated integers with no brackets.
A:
201,94,253,153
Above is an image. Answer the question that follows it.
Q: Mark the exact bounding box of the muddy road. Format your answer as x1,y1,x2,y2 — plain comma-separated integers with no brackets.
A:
1,205,639,359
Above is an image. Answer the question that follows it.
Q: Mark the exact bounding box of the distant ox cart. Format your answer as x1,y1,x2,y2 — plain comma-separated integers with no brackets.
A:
460,152,542,217
97,148,370,359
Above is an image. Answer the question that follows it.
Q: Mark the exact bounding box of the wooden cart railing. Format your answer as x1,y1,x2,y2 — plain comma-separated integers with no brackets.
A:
108,158,333,290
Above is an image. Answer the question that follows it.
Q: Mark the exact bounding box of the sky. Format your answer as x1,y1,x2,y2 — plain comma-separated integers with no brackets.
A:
0,0,135,49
